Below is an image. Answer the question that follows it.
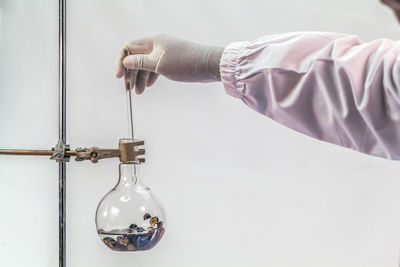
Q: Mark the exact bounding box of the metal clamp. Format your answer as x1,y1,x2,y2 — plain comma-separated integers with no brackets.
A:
0,138,145,164
51,140,70,162
119,139,145,163
75,147,121,163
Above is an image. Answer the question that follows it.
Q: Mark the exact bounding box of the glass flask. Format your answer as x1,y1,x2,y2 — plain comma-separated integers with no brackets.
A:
95,158,166,252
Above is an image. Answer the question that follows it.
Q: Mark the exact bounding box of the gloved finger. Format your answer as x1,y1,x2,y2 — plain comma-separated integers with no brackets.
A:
146,72,160,87
116,47,128,78
123,54,156,72
135,70,150,95
115,38,153,78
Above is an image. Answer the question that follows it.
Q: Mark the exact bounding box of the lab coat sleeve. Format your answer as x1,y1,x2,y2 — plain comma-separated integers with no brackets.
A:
220,32,400,160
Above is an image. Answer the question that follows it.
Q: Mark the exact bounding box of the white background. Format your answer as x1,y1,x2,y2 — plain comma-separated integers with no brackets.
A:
1,0,400,266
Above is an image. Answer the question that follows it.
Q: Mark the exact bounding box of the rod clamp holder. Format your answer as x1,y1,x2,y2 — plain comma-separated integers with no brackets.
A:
51,140,70,162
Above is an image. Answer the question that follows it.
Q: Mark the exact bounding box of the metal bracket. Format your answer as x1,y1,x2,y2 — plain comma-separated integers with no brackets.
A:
75,147,120,163
119,139,145,163
51,140,70,162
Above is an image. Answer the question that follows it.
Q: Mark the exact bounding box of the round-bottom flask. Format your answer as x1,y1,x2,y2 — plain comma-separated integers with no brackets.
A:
96,161,166,251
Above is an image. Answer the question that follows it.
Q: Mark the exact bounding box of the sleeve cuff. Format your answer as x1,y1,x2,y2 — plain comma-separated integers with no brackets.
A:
219,41,246,99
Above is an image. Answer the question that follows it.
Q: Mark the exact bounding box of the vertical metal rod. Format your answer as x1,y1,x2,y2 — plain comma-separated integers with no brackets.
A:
58,0,67,266
59,162,66,267
59,1,66,142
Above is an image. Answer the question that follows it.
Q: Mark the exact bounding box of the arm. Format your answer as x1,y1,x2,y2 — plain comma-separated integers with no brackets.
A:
220,32,400,160
116,32,400,160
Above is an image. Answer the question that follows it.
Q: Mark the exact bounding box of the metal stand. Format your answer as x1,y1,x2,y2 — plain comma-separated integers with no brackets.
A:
0,1,144,265
58,0,67,265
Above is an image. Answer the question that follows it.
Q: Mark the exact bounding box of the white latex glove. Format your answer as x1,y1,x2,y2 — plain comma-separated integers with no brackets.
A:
115,34,224,94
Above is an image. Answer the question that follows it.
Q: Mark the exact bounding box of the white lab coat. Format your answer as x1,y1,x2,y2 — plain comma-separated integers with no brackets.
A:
220,32,400,160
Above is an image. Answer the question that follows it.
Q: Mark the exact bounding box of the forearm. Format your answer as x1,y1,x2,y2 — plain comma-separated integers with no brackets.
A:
220,32,400,159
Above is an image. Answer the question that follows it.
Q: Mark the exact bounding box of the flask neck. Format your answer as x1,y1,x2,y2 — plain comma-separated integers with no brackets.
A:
118,162,141,185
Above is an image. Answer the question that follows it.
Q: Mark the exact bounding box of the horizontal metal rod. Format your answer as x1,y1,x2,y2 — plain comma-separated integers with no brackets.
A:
0,149,76,157
0,140,145,163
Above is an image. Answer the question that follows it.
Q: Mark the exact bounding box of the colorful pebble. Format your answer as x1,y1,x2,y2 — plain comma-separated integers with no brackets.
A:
117,236,129,247
149,217,159,226
103,237,116,249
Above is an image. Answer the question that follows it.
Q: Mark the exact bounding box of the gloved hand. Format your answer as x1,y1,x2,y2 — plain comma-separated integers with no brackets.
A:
115,34,224,94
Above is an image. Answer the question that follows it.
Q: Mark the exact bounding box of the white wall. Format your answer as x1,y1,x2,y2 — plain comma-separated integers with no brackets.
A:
1,0,400,266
